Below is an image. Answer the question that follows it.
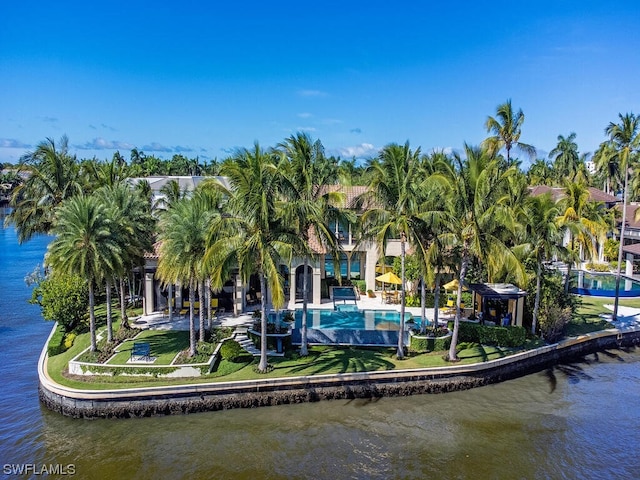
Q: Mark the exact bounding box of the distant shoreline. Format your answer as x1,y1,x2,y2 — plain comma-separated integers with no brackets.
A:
38,324,640,419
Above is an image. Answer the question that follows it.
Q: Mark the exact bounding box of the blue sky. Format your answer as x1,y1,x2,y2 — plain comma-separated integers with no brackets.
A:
2,1,640,167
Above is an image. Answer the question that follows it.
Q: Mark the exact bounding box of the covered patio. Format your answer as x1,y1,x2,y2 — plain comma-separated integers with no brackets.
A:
467,283,527,327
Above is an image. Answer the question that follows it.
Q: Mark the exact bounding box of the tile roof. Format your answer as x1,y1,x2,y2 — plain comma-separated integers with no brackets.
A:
527,185,620,204
144,241,161,260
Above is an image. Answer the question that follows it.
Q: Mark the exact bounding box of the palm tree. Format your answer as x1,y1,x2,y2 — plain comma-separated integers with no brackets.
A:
527,158,555,186
205,143,295,372
46,194,123,352
82,155,129,189
605,113,640,321
358,142,438,359
519,193,566,335
483,99,536,165
278,132,343,356
96,183,155,331
557,182,610,284
592,141,621,195
156,193,215,356
156,179,189,212
549,133,581,182
432,145,526,361
8,136,82,243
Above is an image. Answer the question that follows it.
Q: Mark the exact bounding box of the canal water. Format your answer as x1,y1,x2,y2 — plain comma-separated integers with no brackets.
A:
1,211,639,479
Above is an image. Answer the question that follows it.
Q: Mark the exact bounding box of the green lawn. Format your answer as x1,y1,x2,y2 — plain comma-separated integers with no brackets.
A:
45,294,633,391
108,330,188,365
566,295,640,336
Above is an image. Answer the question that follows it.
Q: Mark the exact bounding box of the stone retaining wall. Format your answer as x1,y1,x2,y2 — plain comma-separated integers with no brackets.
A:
39,326,640,419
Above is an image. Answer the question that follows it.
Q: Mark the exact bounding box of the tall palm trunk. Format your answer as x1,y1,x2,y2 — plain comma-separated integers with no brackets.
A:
119,277,129,329
106,278,113,342
198,280,205,342
433,272,441,329
613,166,630,322
532,261,543,336
88,282,97,352
420,275,426,333
206,278,212,331
258,273,269,372
189,279,196,357
448,250,469,361
300,254,310,356
398,233,406,359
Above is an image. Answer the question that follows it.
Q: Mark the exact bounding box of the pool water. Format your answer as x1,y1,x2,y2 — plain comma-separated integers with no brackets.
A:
294,308,413,331
332,286,358,300
569,271,640,297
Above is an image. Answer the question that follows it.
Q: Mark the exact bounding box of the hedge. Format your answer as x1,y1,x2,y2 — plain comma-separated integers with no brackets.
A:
452,321,527,347
409,334,452,353
47,324,71,357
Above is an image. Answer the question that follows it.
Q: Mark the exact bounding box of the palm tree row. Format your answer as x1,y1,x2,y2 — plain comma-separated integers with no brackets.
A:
10,104,636,367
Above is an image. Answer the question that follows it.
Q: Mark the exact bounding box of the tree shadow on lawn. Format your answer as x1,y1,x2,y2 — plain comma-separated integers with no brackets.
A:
121,330,189,358
277,347,396,376
456,344,509,362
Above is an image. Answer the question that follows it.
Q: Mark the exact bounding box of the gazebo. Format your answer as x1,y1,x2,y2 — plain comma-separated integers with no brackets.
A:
467,283,527,327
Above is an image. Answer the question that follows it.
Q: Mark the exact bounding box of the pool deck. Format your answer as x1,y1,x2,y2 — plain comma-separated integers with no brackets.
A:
135,292,444,332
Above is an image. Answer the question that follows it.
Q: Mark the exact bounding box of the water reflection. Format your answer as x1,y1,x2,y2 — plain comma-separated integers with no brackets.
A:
29,349,639,479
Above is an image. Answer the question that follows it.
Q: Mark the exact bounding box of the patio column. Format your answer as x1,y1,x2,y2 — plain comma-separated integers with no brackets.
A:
625,252,634,277
313,264,321,304
144,272,154,315
364,246,378,292
626,252,634,291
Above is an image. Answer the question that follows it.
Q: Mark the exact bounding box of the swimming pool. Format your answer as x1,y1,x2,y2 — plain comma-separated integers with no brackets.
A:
294,308,413,330
569,271,640,297
291,308,414,346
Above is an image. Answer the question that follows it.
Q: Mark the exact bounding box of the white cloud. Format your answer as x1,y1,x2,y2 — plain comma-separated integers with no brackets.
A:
297,112,313,118
0,138,30,148
335,143,378,158
142,142,173,153
75,138,135,150
297,126,317,132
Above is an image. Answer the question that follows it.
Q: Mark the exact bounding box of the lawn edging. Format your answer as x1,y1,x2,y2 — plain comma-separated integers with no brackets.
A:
38,323,640,419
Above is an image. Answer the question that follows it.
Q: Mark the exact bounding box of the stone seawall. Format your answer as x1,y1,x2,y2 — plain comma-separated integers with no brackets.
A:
39,327,640,419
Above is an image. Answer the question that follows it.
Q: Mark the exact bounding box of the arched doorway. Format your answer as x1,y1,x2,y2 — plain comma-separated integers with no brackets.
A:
295,265,313,301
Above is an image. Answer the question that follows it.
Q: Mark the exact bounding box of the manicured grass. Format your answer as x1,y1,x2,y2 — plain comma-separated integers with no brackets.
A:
108,330,189,365
568,295,620,336
46,294,633,391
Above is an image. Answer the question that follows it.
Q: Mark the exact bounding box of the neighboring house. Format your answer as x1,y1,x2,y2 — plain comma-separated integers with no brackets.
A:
619,202,640,276
137,177,403,315
528,185,620,263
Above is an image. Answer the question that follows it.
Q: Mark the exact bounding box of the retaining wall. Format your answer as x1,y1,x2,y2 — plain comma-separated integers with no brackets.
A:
39,326,640,419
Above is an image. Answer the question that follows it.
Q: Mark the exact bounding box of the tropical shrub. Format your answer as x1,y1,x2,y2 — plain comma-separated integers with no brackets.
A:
524,269,580,331
220,340,245,362
586,262,611,272
538,305,572,343
405,292,448,308
30,270,89,333
352,280,366,294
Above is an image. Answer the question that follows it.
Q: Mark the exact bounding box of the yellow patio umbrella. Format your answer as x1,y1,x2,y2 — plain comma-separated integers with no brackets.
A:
375,272,402,284
443,279,468,291
376,271,402,303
